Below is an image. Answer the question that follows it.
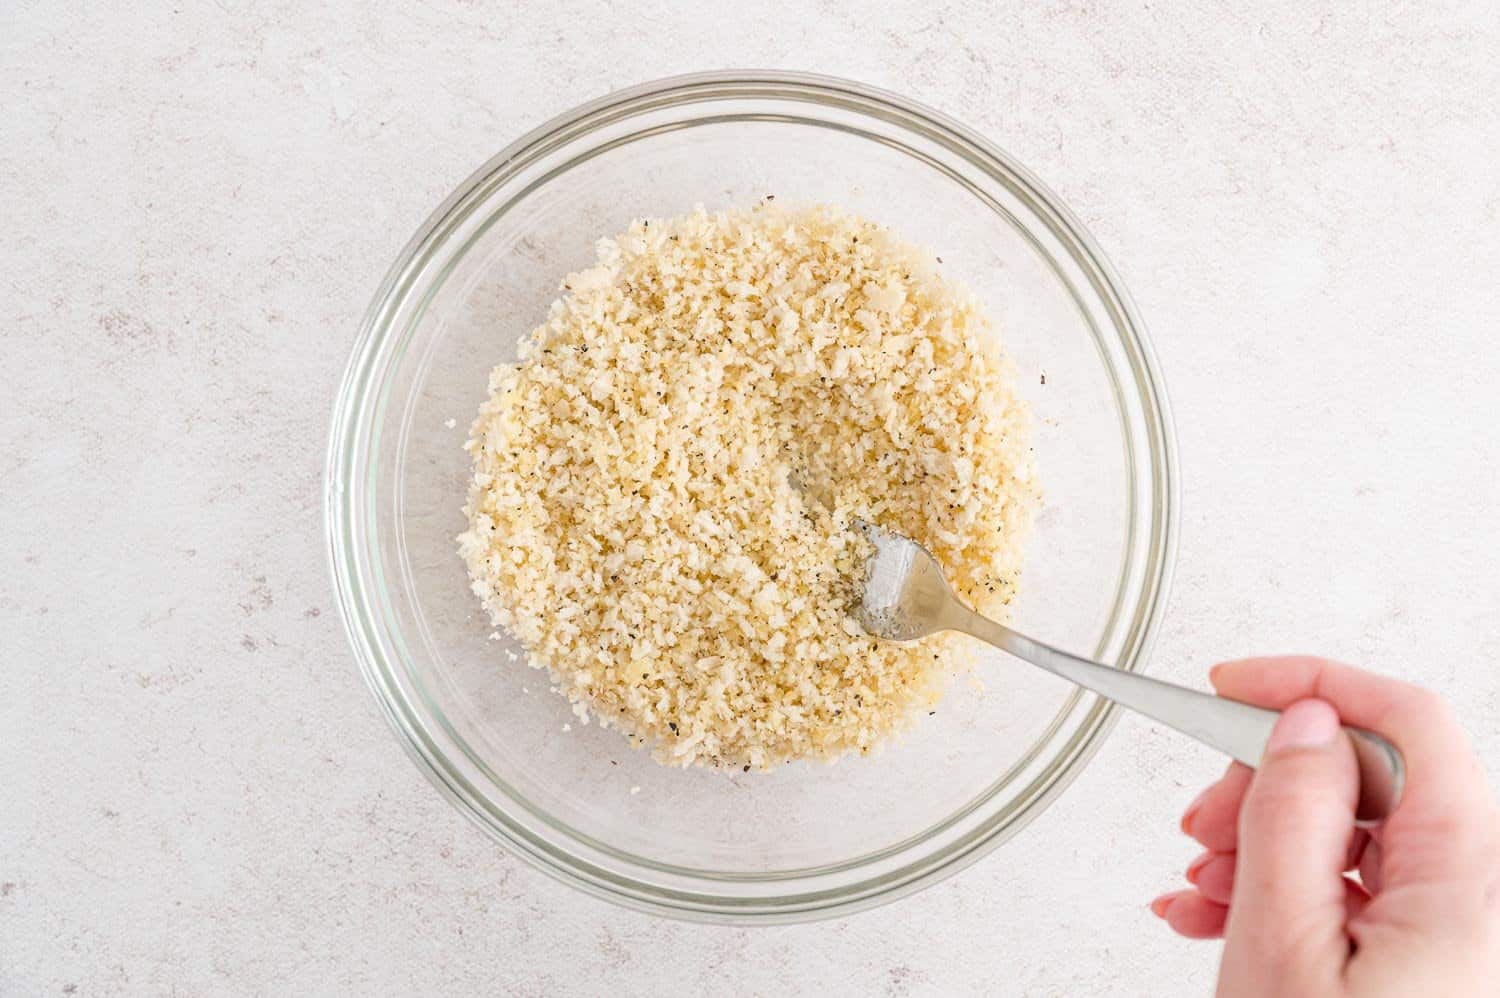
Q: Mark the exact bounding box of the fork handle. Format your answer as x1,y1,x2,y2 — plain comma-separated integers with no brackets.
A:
950,607,1405,826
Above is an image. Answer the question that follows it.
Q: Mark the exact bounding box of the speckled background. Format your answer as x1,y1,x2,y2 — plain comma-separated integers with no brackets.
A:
5,2,1499,995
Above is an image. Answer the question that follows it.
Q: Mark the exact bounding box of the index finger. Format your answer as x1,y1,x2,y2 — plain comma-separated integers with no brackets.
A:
1211,656,1498,878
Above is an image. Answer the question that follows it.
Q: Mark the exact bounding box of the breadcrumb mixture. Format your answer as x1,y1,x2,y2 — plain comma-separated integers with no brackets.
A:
459,205,1035,770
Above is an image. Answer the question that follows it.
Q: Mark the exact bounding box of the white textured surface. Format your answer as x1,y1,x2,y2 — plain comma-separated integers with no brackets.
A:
5,2,1499,994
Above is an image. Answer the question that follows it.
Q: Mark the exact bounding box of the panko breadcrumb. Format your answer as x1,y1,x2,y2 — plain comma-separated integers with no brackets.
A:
459,204,1035,770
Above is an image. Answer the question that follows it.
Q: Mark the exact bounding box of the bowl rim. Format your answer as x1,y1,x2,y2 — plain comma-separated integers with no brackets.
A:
326,69,1180,923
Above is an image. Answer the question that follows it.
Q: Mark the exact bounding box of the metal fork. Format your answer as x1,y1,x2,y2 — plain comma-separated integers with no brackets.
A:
852,521,1405,825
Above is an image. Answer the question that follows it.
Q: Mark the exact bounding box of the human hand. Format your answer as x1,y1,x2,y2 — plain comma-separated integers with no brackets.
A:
1150,656,1500,997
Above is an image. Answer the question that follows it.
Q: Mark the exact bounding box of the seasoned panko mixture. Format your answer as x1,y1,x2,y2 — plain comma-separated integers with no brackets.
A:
459,204,1035,770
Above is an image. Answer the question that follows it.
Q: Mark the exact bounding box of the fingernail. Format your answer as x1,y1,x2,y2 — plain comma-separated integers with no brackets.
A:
1149,895,1174,919
1208,663,1224,686
1180,787,1211,834
1185,852,1213,885
1267,698,1340,751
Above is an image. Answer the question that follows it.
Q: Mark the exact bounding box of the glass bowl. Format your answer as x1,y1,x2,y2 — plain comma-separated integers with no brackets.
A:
326,71,1177,922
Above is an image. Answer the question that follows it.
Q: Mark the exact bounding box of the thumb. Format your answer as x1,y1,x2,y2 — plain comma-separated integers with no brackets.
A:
1221,699,1359,990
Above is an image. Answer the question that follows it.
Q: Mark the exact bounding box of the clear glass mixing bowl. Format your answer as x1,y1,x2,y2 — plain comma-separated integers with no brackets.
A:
326,72,1177,922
